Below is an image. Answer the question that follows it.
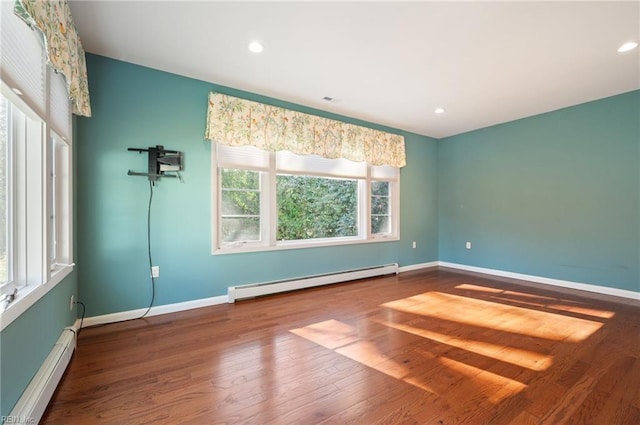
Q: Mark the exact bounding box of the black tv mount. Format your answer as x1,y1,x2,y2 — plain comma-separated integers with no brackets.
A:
127,145,183,182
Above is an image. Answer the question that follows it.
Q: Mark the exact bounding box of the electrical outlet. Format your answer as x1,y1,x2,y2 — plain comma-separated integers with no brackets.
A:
151,266,160,278
466,241,472,249
412,241,417,249
69,295,74,311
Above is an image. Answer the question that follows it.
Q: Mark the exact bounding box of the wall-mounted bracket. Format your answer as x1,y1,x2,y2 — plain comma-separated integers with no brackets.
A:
127,145,183,182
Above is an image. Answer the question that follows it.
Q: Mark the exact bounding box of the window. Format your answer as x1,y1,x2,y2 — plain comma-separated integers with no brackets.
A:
220,168,262,243
0,0,74,327
0,91,46,299
213,143,399,253
0,97,10,291
49,132,71,270
277,175,358,241
0,84,73,322
371,181,391,234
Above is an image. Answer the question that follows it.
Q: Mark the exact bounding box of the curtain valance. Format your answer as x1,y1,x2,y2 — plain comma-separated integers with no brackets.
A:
205,92,406,168
14,0,92,117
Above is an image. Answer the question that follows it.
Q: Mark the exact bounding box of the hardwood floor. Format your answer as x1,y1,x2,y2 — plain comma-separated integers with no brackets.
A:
42,268,640,424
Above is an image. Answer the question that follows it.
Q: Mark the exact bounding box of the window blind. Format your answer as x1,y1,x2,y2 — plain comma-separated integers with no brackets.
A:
217,143,400,182
276,150,368,178
370,164,399,181
216,143,269,170
0,0,45,117
48,69,71,140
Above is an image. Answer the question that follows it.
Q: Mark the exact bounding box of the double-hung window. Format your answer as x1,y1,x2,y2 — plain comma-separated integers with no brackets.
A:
0,0,74,327
49,132,71,270
213,143,400,253
0,96,11,292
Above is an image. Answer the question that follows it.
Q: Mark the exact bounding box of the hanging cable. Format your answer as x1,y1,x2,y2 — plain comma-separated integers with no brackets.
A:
140,180,156,318
76,301,86,335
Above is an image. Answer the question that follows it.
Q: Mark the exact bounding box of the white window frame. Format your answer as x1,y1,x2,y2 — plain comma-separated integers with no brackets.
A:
0,83,74,331
370,179,397,239
49,131,72,271
0,2,74,330
0,96,14,296
212,143,400,254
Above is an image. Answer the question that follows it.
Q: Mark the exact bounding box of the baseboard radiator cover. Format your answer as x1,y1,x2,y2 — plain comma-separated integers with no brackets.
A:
9,328,76,424
228,263,399,302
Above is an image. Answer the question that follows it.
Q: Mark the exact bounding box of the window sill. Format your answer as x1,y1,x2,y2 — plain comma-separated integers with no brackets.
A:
0,264,74,332
213,235,400,255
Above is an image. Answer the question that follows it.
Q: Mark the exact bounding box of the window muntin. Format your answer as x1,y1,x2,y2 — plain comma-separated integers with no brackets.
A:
213,143,399,253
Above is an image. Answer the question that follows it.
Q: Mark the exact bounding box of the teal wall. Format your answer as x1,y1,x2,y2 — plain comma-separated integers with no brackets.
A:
0,273,77,416
76,54,439,317
438,91,639,291
1,53,636,417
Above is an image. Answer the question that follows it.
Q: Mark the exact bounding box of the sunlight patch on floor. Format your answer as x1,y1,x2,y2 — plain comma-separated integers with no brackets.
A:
456,283,512,294
382,291,604,342
290,319,360,350
373,318,553,372
337,340,411,380
547,303,615,319
440,357,527,404
455,284,616,319
290,320,438,395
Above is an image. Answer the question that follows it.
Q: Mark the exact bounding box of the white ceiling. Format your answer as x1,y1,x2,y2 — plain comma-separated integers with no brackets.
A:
68,1,640,139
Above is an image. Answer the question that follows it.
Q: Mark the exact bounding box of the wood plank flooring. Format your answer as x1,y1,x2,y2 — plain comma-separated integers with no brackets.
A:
41,268,640,424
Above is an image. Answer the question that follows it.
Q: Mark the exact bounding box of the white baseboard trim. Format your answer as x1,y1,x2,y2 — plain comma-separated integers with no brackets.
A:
81,262,433,328
398,261,439,273
438,261,640,301
81,261,637,328
82,295,228,328
81,262,438,327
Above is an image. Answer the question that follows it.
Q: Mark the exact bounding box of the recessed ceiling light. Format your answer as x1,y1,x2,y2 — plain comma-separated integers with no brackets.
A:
11,87,23,96
434,107,445,114
248,41,264,53
618,41,638,53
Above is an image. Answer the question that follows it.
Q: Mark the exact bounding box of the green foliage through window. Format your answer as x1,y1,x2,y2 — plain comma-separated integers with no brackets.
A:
220,169,261,242
214,143,399,250
371,181,390,234
277,175,357,240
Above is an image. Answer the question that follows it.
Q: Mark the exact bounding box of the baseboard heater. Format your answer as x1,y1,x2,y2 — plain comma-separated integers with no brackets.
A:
228,263,399,302
9,328,76,423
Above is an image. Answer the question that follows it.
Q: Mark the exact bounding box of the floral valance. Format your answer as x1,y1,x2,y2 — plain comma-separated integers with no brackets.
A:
205,92,406,168
14,0,92,117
